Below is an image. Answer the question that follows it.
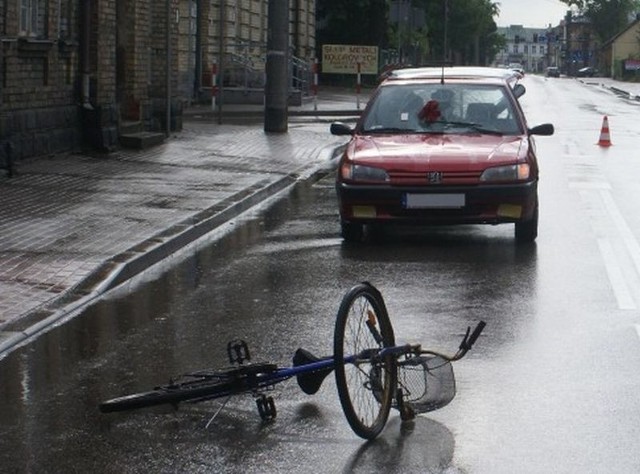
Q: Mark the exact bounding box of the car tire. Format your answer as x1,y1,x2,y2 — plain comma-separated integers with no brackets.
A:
341,221,364,242
515,202,538,243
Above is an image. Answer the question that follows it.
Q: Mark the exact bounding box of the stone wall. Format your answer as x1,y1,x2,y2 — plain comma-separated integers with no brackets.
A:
1,0,81,160
0,0,317,163
195,0,315,101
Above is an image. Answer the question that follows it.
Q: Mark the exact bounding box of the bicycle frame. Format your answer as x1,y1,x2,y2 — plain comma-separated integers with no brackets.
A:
253,317,486,395
99,282,485,440
100,327,484,413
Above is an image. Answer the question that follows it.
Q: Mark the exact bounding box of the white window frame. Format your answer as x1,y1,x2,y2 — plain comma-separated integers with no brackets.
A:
58,0,74,39
19,0,39,37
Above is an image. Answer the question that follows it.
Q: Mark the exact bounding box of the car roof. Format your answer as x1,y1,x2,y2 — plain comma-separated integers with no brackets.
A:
384,66,522,83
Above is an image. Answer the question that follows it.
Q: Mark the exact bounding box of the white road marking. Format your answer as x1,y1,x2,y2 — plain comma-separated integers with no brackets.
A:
565,162,640,336
568,182,611,190
597,238,637,310
600,189,640,278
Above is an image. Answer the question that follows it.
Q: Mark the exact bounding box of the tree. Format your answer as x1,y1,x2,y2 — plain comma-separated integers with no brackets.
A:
421,0,500,65
316,0,388,48
387,1,430,65
559,0,640,42
315,0,502,68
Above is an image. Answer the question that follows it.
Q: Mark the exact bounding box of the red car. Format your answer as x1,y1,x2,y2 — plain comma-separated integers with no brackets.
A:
331,66,554,243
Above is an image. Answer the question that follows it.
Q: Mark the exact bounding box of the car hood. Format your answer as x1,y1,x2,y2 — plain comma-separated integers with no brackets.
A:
346,134,528,170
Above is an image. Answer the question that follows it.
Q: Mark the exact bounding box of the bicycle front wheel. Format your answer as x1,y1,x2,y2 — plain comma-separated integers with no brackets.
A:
334,282,396,439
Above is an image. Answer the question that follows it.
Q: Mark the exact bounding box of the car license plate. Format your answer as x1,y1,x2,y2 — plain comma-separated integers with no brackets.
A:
403,193,465,209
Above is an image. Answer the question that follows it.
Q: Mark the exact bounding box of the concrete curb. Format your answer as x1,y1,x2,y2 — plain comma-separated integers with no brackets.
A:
608,85,640,101
583,78,640,102
0,144,340,358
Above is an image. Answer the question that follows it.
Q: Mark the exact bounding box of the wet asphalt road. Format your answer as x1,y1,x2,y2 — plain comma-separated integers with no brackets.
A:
2,76,640,473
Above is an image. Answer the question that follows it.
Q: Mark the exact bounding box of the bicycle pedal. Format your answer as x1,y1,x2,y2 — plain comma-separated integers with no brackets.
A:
256,395,277,421
227,339,251,364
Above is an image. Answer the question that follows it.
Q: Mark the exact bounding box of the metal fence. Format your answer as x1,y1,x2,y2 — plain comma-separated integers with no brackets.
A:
216,41,312,104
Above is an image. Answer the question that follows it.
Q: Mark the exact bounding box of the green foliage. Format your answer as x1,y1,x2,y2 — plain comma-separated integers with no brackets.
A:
559,0,640,42
316,0,388,47
420,0,500,64
316,0,502,67
387,23,430,65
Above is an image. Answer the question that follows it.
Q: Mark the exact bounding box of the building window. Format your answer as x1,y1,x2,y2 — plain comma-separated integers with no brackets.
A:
513,44,519,53
540,45,545,55
532,45,537,54
59,0,72,39
19,0,40,37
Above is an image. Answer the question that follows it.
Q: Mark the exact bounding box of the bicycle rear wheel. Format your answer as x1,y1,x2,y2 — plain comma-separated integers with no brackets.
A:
333,282,396,439
99,363,277,413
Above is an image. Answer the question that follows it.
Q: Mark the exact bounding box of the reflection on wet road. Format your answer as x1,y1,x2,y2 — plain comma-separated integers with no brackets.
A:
3,76,640,473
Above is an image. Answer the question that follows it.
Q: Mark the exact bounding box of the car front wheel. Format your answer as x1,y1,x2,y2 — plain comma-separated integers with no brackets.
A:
515,202,538,243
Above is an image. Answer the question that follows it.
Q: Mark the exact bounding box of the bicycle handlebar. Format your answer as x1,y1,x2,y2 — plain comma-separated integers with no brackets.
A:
453,320,486,360
467,321,486,348
361,321,485,364
414,321,486,362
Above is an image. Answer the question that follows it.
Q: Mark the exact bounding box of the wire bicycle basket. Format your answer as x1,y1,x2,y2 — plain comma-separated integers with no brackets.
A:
397,354,456,414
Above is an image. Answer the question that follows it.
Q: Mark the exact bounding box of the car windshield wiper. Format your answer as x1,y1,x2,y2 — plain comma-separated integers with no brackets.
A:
363,123,504,136
362,127,419,134
440,121,504,135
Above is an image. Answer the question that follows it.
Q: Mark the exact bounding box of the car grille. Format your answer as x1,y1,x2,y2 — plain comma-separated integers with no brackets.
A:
389,170,482,185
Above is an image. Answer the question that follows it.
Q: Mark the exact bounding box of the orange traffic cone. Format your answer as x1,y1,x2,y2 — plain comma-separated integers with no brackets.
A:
598,116,612,147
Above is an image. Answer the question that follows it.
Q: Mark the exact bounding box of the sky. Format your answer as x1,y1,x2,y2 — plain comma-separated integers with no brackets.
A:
495,0,573,28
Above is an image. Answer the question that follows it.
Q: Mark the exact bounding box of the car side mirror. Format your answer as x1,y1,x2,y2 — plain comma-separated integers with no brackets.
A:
512,84,526,98
528,123,554,136
330,122,354,136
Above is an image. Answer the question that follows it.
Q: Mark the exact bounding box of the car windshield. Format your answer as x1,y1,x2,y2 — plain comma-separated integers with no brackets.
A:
361,83,522,135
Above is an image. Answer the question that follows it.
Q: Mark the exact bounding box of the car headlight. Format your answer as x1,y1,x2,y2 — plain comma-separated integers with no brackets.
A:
480,163,530,182
341,163,390,182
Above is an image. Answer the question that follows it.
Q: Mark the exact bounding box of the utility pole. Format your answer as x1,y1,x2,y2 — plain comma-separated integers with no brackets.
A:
165,0,172,137
264,0,288,133
217,0,225,124
443,0,449,65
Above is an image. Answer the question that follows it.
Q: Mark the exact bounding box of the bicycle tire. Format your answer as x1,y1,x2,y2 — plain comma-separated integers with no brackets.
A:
99,363,278,413
333,282,396,439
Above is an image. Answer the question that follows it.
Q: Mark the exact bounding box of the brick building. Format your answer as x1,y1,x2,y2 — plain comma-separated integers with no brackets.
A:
0,0,316,163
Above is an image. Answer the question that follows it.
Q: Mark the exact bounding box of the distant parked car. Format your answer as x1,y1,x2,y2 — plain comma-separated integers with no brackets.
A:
546,66,560,77
577,67,596,77
507,63,524,78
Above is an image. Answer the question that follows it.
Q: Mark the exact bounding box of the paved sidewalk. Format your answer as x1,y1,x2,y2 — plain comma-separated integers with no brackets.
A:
0,90,364,355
